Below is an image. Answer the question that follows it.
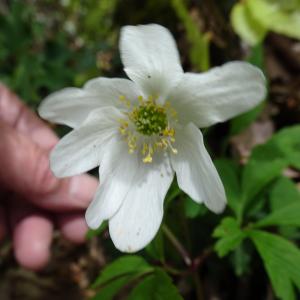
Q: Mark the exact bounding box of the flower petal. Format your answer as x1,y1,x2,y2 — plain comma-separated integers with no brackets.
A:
39,78,139,128
85,138,139,229
109,155,174,252
50,106,123,178
169,61,266,128
84,77,140,108
171,123,226,213
120,24,183,101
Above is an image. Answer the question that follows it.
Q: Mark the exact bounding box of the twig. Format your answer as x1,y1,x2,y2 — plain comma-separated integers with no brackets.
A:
193,247,213,270
162,225,192,266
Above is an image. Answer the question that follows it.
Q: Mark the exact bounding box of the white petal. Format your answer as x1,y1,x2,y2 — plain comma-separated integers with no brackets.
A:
171,123,226,213
50,106,122,178
38,88,99,128
39,78,139,128
85,138,139,229
109,155,174,252
169,61,266,128
120,24,183,101
84,77,140,108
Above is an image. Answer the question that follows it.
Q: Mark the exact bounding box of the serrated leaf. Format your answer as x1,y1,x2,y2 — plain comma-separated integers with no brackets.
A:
272,125,300,169
270,177,300,211
255,202,300,228
268,177,300,238
127,269,183,300
214,159,241,215
247,126,300,230
92,255,152,288
231,2,267,45
213,217,246,257
241,159,286,209
249,230,300,300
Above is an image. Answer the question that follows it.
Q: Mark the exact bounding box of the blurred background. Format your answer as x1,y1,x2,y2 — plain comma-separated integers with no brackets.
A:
0,0,300,299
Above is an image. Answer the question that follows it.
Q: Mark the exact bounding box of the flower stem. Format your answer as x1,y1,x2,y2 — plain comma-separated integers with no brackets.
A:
162,224,192,266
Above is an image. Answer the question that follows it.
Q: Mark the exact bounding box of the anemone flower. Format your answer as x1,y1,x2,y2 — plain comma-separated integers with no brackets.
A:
39,24,266,252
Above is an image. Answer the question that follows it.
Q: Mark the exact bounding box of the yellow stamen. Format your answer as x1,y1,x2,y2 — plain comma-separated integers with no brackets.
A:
143,144,153,163
118,94,179,163
119,95,131,108
138,95,144,104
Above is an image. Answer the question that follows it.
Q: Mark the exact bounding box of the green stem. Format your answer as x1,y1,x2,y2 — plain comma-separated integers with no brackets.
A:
162,224,192,266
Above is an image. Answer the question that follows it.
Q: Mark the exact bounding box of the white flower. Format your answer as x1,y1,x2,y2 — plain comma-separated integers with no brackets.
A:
39,24,266,252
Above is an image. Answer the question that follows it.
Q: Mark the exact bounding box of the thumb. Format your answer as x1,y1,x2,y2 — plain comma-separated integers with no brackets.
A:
0,122,98,211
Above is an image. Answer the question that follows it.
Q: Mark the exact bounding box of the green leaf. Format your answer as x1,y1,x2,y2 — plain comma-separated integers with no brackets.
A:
255,202,300,228
213,217,246,257
249,230,300,300
92,255,152,287
127,269,183,300
91,274,133,300
268,178,300,240
183,196,207,218
231,0,300,44
270,177,300,211
214,159,241,215
231,245,251,276
92,255,153,300
272,125,300,169
230,2,267,45
242,158,285,203
247,0,300,40
241,140,287,215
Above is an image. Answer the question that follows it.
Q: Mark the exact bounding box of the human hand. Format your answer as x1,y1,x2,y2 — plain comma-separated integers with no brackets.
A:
0,84,98,270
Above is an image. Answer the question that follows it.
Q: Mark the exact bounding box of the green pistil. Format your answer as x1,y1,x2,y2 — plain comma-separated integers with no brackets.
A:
133,103,167,136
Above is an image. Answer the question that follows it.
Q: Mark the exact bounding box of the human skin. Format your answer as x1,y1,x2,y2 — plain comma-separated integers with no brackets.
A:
0,84,98,270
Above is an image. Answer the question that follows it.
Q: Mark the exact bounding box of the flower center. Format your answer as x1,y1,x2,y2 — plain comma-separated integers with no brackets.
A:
118,95,178,163
132,101,167,136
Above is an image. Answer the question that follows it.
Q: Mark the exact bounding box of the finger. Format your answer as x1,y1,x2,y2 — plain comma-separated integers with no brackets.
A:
0,83,57,150
0,122,59,195
0,206,7,241
0,123,98,211
57,213,89,244
32,174,99,211
10,200,53,271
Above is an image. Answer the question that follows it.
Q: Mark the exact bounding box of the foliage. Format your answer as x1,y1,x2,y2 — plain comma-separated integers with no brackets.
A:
249,230,300,300
91,256,182,299
214,126,300,299
231,0,300,45
1,1,300,299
